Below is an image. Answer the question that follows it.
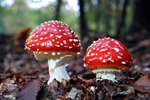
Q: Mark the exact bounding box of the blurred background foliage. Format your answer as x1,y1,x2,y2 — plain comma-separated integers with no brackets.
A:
0,0,149,41
0,0,79,35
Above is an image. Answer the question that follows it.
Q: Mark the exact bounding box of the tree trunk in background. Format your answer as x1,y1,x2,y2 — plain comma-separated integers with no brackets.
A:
128,0,150,34
54,0,62,20
95,0,101,30
115,0,129,39
79,0,88,40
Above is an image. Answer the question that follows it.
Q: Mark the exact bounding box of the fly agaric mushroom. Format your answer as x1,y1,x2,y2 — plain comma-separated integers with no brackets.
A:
84,37,132,82
25,20,81,84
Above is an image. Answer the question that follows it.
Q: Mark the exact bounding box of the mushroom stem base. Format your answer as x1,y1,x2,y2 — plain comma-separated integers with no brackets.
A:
48,65,70,84
92,69,120,82
47,56,72,84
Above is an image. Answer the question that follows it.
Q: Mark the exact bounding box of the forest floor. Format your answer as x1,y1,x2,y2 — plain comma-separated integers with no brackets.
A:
0,32,150,100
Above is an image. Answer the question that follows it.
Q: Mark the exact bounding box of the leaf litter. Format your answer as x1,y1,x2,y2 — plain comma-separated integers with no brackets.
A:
1,34,150,99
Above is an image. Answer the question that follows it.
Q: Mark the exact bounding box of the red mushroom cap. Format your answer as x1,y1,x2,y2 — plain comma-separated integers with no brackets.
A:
84,37,132,71
25,20,81,55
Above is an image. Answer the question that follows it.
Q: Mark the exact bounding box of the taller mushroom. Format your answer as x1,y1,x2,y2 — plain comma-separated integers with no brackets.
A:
84,37,132,82
25,20,81,84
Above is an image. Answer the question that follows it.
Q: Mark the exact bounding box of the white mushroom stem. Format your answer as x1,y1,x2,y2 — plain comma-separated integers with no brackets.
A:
33,52,77,84
47,55,73,84
47,59,70,84
92,69,120,82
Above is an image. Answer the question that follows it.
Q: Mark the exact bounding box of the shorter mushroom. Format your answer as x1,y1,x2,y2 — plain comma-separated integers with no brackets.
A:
84,37,132,82
25,20,81,84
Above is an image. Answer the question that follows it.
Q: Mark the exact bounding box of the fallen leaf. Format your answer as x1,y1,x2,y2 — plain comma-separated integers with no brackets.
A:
0,78,17,93
82,73,96,80
114,85,135,95
66,88,83,100
132,73,150,93
0,95,8,100
16,80,41,100
0,78,18,100
11,27,31,41
147,72,150,80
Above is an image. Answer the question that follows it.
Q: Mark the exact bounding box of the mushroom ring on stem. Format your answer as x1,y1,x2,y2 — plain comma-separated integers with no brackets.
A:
25,20,81,84
84,37,132,82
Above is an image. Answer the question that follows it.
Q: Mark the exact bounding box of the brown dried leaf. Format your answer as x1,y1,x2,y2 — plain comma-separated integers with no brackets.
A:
0,95,8,100
132,73,150,93
66,88,84,100
0,78,17,94
11,27,31,40
134,74,150,87
80,73,96,87
17,80,41,100
82,73,96,80
114,85,135,95
147,72,150,80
